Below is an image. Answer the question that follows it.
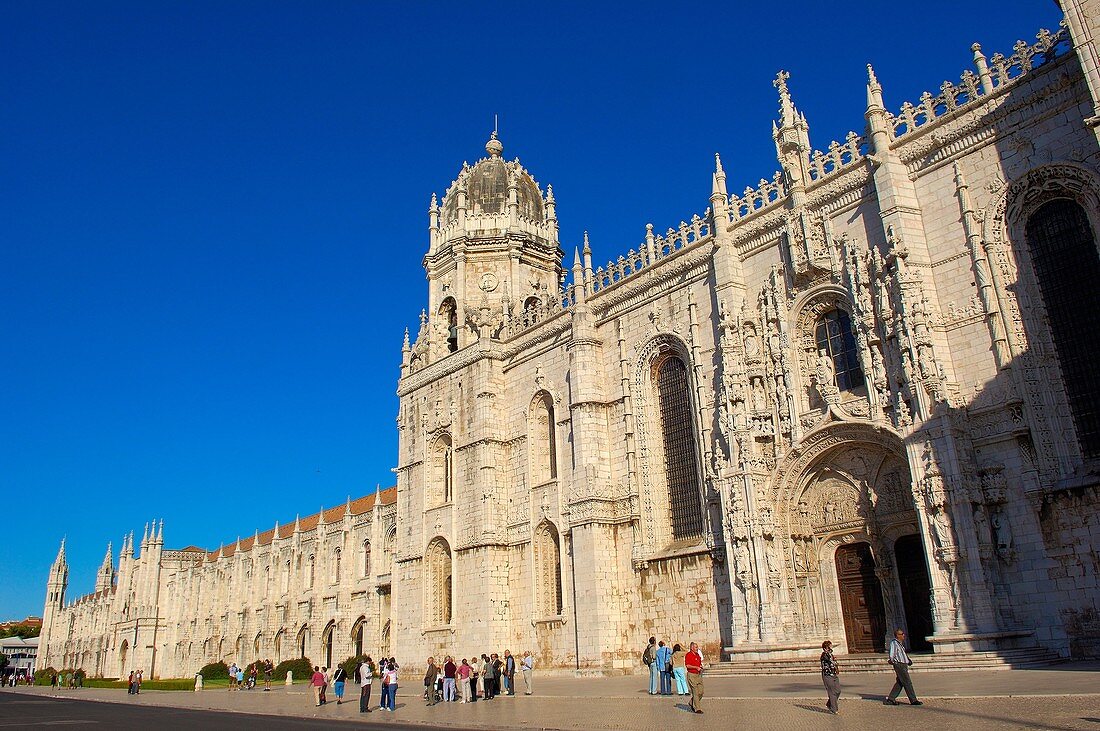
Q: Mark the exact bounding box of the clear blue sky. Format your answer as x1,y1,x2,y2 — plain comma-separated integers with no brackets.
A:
1,1,1060,619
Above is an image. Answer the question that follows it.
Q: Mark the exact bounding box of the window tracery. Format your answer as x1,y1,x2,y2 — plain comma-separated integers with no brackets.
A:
529,392,557,486
814,308,865,392
425,537,453,625
533,521,563,616
432,434,454,504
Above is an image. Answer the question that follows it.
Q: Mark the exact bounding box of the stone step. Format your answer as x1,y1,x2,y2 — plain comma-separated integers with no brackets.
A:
707,649,1063,676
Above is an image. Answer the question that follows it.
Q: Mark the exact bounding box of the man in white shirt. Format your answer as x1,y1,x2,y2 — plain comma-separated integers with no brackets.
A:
520,651,534,695
883,629,922,706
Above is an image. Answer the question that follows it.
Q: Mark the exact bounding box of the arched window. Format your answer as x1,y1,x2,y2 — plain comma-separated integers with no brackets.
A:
425,538,453,626
656,355,705,540
263,566,271,597
360,540,371,578
814,309,864,392
529,392,557,486
273,629,283,662
332,548,342,585
385,527,396,573
351,616,366,656
433,434,454,504
440,297,459,353
321,621,335,668
1026,199,1100,458
308,555,315,588
296,625,308,658
282,560,290,594
533,522,563,616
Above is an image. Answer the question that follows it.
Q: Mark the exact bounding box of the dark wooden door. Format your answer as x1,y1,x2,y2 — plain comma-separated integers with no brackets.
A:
836,542,887,653
895,534,934,652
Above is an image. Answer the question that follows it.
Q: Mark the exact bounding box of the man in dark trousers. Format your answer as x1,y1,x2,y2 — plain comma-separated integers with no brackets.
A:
503,650,516,695
883,629,923,706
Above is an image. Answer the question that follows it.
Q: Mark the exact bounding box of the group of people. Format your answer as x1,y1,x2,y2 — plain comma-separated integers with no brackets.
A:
226,660,273,691
48,671,82,691
641,637,705,714
306,650,536,714
819,628,923,715
421,651,535,705
125,669,142,694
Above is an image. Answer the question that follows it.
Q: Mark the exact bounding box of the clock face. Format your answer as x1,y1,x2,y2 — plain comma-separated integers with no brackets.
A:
479,272,499,292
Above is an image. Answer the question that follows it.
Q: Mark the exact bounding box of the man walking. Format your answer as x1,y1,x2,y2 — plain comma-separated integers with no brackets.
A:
642,636,659,694
520,650,534,695
883,629,922,706
685,642,704,714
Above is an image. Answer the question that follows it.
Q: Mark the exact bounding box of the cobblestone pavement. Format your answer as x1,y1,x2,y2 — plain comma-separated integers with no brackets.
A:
5,664,1100,730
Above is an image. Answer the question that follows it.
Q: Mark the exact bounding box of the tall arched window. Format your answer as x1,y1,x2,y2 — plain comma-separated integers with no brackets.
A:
529,392,557,486
533,522,563,616
1026,199,1100,458
308,555,315,588
282,560,290,594
321,621,335,668
385,527,396,573
440,297,459,353
263,566,271,598
815,309,864,392
360,540,371,578
332,548,342,585
656,355,705,540
433,434,454,504
425,537,453,626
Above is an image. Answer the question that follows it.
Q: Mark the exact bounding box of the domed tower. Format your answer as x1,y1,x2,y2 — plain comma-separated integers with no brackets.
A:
416,132,562,361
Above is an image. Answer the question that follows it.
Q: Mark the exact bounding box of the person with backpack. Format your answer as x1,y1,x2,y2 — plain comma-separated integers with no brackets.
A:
656,640,673,695
642,636,658,694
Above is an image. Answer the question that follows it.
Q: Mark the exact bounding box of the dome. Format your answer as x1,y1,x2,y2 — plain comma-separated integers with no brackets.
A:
441,133,545,225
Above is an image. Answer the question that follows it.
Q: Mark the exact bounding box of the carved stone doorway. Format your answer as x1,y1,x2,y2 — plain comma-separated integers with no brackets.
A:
895,534,934,652
835,542,886,653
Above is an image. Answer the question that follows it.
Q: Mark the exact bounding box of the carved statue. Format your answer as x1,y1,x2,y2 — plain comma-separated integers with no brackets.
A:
991,509,1014,559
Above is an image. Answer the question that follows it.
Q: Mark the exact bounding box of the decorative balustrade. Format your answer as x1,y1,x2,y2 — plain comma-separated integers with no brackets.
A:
590,213,711,293
729,171,785,221
504,288,571,338
891,24,1070,138
807,131,867,183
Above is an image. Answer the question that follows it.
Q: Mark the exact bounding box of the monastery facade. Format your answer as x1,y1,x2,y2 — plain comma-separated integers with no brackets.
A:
40,1,1100,678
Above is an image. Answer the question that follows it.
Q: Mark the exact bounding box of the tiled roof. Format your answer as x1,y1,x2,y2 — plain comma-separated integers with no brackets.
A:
204,486,396,561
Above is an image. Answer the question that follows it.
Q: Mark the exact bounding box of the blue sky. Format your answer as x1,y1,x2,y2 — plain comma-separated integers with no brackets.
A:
1,1,1060,619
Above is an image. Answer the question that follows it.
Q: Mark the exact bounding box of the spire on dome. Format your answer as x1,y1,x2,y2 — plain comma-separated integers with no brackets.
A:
54,537,67,566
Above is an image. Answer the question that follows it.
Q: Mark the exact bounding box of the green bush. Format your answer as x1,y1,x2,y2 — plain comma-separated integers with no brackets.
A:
340,654,371,680
34,667,57,686
198,661,229,680
273,657,312,682
84,678,195,691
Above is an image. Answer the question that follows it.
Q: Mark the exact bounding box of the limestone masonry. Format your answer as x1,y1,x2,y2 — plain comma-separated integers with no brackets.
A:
40,1,1100,678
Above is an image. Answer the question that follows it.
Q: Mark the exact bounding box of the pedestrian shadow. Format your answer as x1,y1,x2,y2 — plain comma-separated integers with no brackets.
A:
857,693,887,701
1081,718,1100,723
674,703,695,713
795,704,833,715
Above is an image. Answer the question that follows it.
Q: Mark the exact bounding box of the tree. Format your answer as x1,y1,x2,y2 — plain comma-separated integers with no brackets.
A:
0,653,8,671
0,624,41,640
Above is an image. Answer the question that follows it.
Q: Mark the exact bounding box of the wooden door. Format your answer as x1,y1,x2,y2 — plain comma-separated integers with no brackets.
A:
835,542,887,653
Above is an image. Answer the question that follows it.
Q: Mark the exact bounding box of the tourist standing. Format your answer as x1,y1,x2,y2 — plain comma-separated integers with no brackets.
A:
357,656,374,712
501,650,513,695
642,636,658,694
457,658,472,702
443,656,457,702
382,661,399,711
656,640,673,695
126,671,134,695
310,666,325,707
481,654,494,699
685,642,704,714
228,663,237,691
235,667,244,692
135,669,142,694
521,650,534,695
820,640,840,714
333,664,347,704
264,659,273,691
884,629,922,706
491,653,504,698
423,657,438,705
671,644,688,695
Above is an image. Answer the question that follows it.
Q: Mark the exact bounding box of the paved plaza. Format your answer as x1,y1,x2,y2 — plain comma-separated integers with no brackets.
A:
5,664,1100,730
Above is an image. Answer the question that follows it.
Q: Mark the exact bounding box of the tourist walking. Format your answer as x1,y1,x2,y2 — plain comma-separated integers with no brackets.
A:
820,640,840,714
520,650,534,695
884,629,922,706
642,636,659,694
656,640,673,695
310,666,325,707
126,671,135,695
503,650,515,695
356,656,374,712
685,642,704,714
264,659,273,691
671,644,688,695
443,656,457,702
135,670,142,694
333,664,347,704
